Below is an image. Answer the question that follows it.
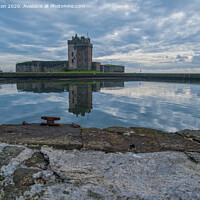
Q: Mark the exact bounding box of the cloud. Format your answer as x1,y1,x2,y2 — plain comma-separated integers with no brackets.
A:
0,0,200,72
94,46,194,67
176,55,188,62
192,54,200,64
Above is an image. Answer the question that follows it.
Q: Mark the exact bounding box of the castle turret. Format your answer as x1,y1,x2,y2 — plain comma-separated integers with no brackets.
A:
68,34,93,71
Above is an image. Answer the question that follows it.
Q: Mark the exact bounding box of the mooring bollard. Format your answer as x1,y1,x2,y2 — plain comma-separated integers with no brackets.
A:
40,116,61,126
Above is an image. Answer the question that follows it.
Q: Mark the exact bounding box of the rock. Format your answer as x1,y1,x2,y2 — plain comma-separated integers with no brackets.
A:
0,175,4,181
125,127,161,153
103,126,133,135
82,128,132,152
0,146,24,168
155,132,200,152
185,152,200,163
40,147,200,200
13,168,40,186
24,152,48,170
177,129,200,143
0,125,200,154
33,170,64,185
0,143,200,199
1,184,29,200
104,127,200,153
0,124,82,149
87,189,105,199
103,127,165,153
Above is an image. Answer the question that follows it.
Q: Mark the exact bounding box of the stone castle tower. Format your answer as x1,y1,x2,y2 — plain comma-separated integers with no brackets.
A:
68,34,93,71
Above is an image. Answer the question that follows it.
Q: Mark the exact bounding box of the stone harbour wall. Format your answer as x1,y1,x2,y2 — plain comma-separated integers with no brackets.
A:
100,65,125,72
92,62,101,71
16,61,125,73
0,124,200,199
16,61,68,72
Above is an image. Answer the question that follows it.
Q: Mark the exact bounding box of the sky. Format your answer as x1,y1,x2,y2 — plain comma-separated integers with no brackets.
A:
0,0,200,72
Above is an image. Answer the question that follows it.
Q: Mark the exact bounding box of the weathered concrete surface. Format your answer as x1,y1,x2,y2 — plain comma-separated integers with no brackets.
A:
177,129,200,143
0,124,200,153
185,152,200,163
82,128,133,153
0,143,200,200
103,126,200,153
0,146,24,168
0,124,82,149
0,124,199,199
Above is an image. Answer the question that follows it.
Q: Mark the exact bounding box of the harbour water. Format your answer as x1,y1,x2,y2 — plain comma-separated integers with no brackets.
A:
0,79,200,132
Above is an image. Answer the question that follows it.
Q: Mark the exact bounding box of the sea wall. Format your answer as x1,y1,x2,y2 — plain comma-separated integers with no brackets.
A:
1,72,200,81
16,61,68,72
100,65,125,72
0,125,200,199
92,62,101,71
16,61,125,73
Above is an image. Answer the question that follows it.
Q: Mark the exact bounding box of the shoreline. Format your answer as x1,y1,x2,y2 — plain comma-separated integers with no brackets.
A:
0,124,199,153
1,72,200,81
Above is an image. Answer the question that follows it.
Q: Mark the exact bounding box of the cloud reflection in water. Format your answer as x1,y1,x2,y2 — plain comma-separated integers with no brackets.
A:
0,81,200,132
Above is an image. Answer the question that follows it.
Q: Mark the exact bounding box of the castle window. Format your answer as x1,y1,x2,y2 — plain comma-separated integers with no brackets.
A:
72,52,74,57
72,59,74,63
74,46,76,50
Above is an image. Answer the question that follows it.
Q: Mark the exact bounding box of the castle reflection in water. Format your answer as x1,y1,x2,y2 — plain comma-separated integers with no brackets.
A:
16,80,124,116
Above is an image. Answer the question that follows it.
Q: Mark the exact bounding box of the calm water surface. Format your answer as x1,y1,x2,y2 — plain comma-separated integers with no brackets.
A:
0,80,200,132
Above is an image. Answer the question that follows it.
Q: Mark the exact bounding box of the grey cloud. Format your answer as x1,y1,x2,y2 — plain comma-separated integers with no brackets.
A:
176,55,188,62
192,55,200,64
1,0,200,72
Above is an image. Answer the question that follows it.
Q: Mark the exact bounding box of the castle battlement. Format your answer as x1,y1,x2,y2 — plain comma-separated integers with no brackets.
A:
68,34,92,47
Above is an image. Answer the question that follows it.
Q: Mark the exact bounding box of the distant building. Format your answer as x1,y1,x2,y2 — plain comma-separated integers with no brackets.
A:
16,34,125,73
